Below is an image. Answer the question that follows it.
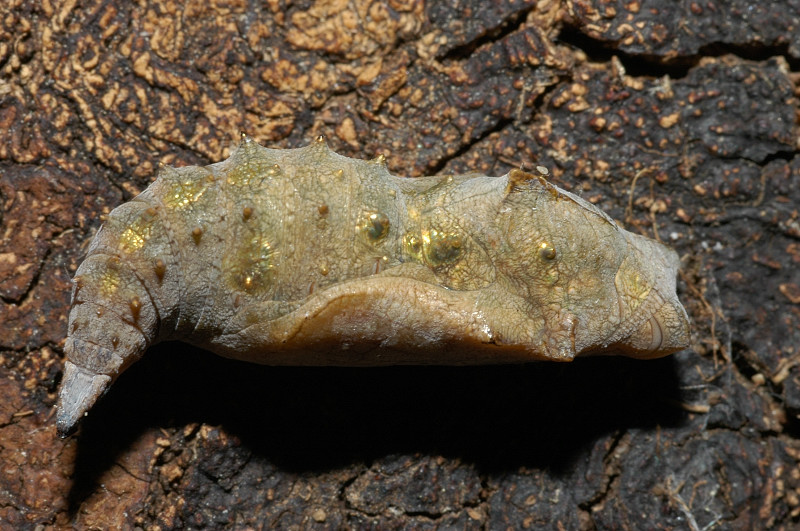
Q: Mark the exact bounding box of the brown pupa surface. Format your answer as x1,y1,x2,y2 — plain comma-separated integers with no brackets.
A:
57,136,690,436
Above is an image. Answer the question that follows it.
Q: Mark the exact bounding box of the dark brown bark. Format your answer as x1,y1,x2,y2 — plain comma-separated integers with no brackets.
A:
1,0,799,528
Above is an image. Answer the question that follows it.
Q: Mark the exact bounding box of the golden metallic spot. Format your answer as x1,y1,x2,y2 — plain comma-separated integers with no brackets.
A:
267,164,281,176
358,210,390,243
425,229,463,266
119,209,157,253
614,256,655,317
335,169,344,179
318,204,329,216
129,296,141,322
319,263,329,275
619,268,650,301
111,336,119,349
226,153,269,186
403,233,423,261
372,153,386,165
316,135,326,143
404,229,463,267
539,241,556,260
242,206,253,221
225,235,275,294
100,266,120,297
164,177,208,210
191,226,203,245
153,258,166,281
119,227,147,253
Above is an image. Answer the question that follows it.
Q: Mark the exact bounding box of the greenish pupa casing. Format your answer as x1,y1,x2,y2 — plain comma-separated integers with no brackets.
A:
57,136,690,436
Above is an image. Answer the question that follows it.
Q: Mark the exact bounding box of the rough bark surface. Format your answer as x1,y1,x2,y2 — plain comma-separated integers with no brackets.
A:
1,0,799,529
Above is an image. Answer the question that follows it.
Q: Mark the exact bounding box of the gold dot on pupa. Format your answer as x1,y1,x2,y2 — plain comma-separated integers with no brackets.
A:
316,135,326,143
319,264,329,275
318,204,329,216
191,227,203,244
129,296,142,322
335,169,344,179
539,241,556,260
426,229,463,266
359,210,390,242
372,154,386,165
242,207,253,221
153,258,166,281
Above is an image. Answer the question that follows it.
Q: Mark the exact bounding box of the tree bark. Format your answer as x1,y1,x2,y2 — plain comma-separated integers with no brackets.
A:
1,0,799,528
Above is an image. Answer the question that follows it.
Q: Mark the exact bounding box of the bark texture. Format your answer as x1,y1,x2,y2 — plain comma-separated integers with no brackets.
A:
1,0,799,528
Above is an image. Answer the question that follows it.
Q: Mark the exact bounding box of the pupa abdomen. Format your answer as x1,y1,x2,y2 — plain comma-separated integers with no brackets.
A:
57,136,690,436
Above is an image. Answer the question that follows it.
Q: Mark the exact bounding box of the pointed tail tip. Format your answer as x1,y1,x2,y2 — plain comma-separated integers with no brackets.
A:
56,415,77,439
56,361,112,438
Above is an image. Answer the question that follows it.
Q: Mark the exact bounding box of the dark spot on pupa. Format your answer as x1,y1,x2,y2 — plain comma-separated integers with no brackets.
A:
129,296,142,322
154,258,166,281
192,227,203,245
360,211,390,243
539,241,557,261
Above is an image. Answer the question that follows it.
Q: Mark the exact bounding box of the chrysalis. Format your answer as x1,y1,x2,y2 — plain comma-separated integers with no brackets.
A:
57,136,690,436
